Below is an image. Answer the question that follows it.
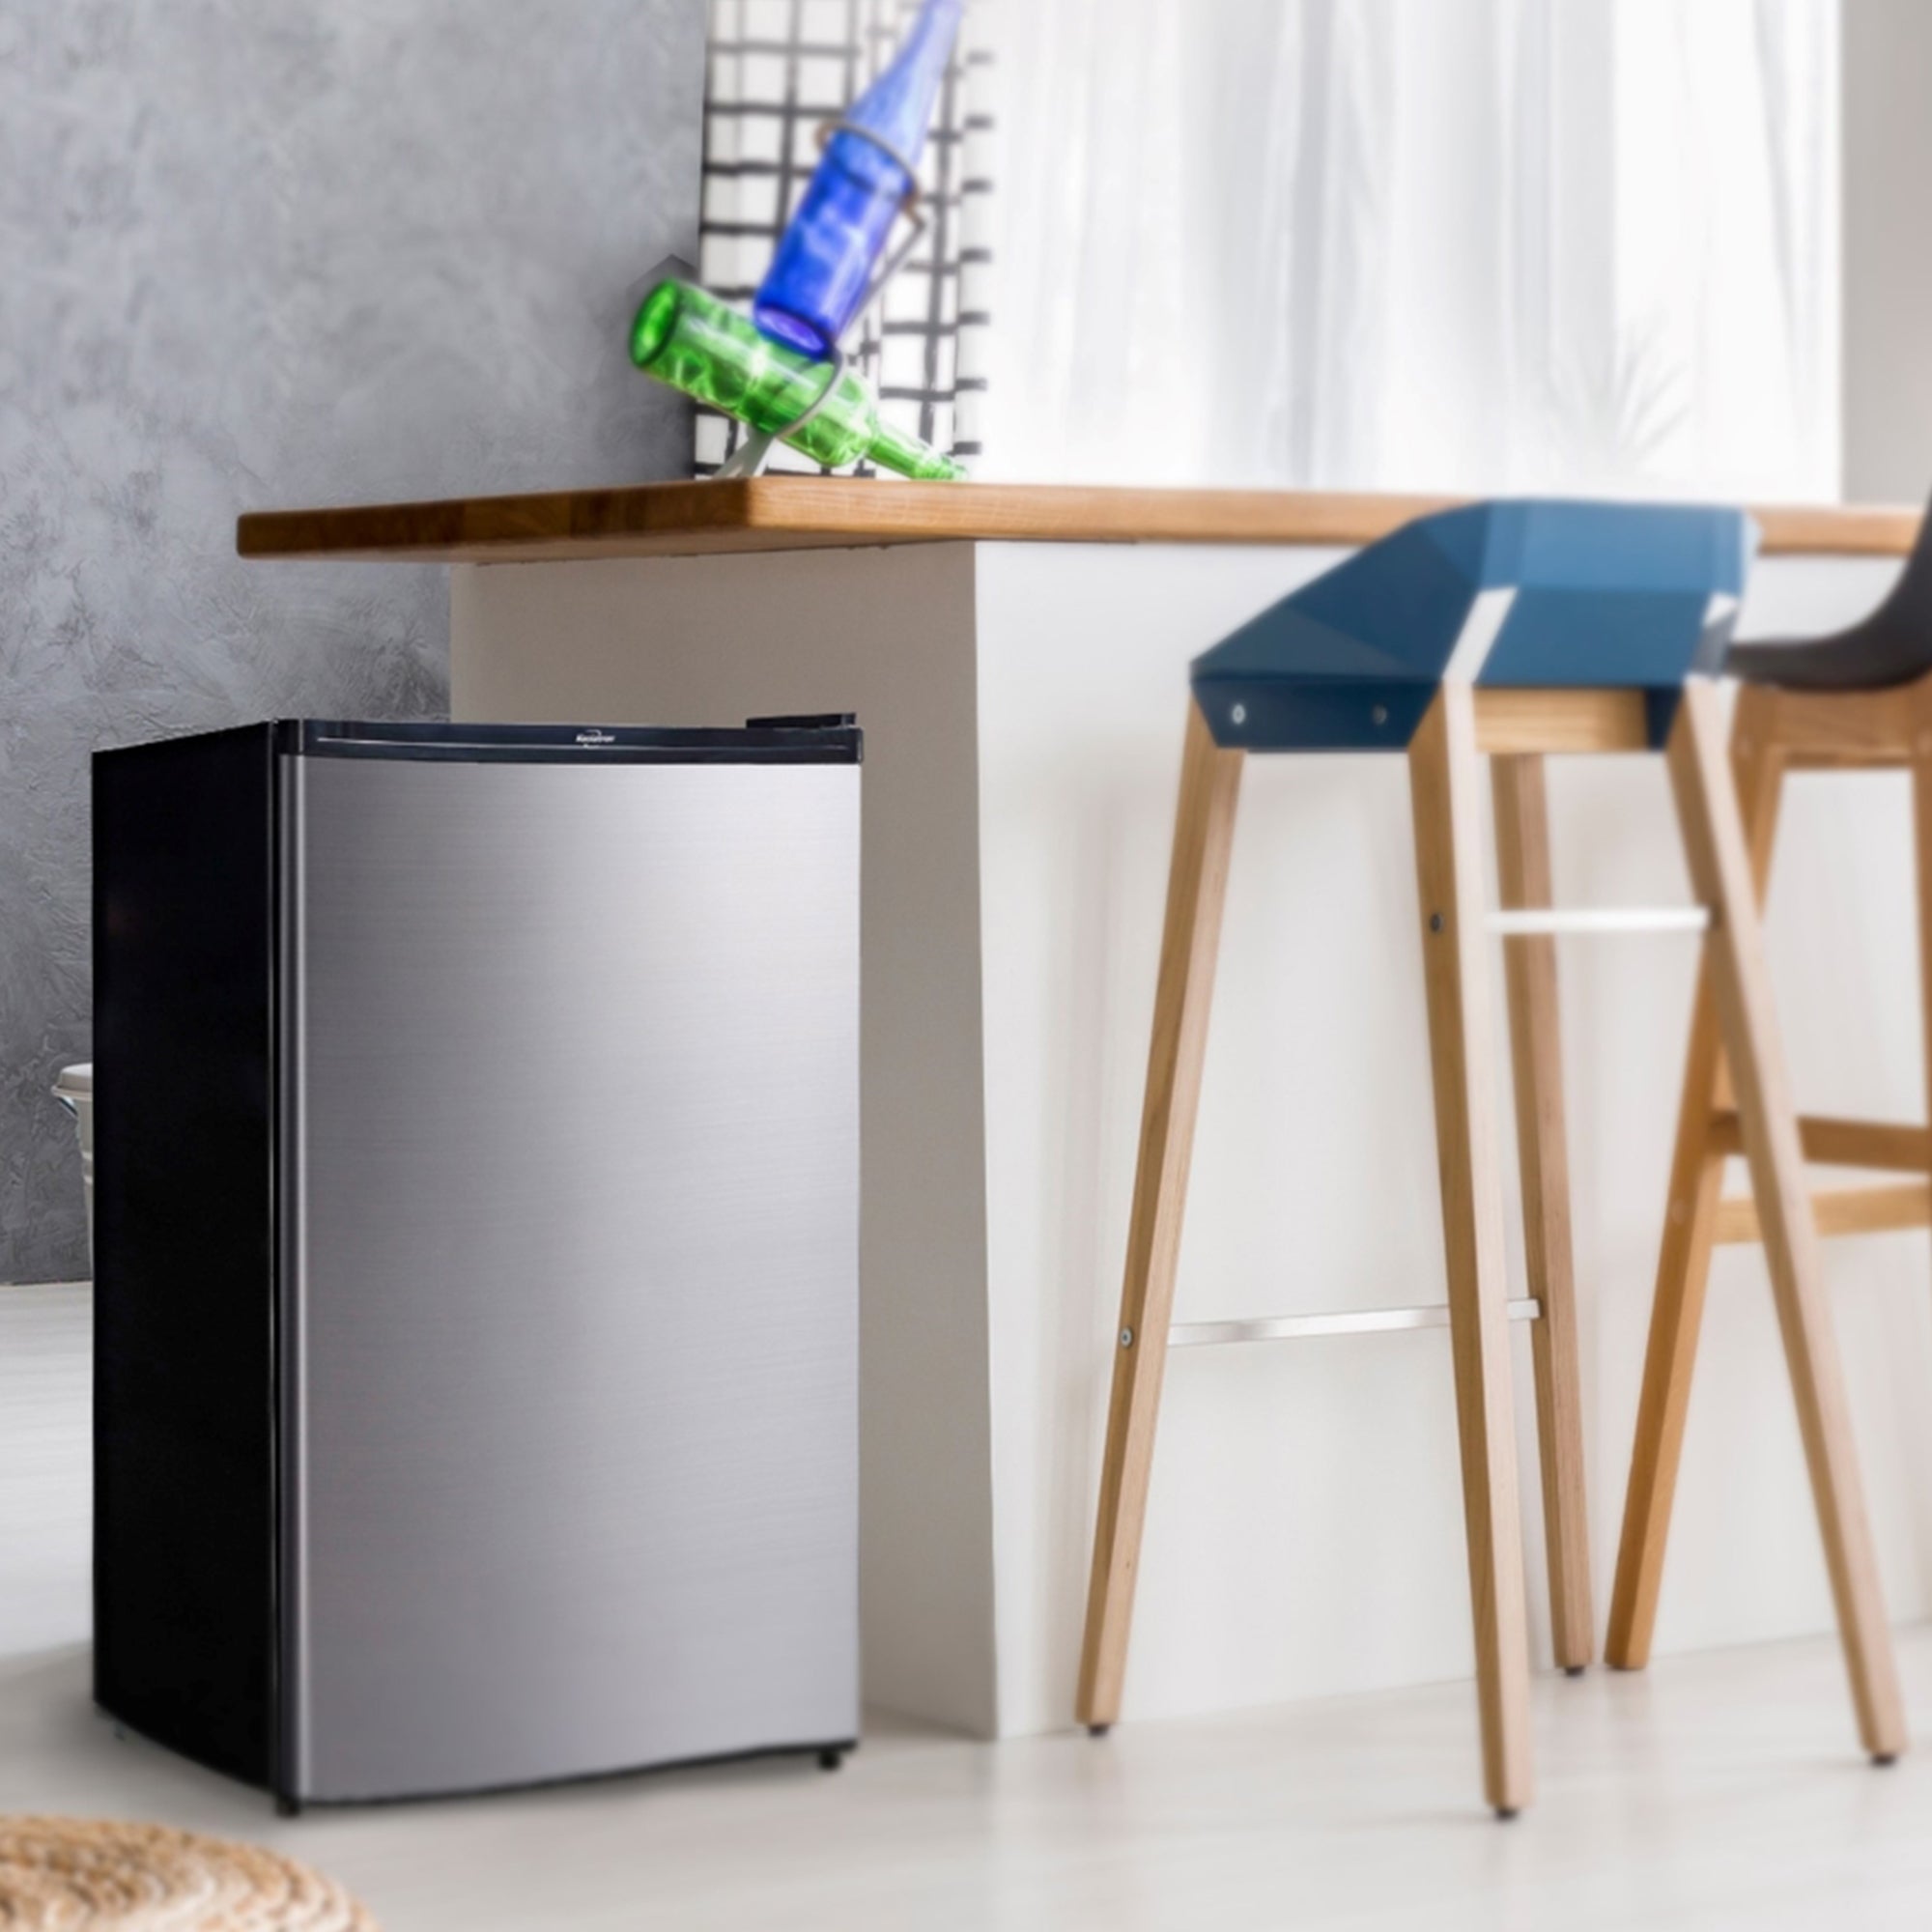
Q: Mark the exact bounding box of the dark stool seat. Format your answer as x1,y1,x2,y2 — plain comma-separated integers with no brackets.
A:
1726,487,1932,690
1613,489,1932,1760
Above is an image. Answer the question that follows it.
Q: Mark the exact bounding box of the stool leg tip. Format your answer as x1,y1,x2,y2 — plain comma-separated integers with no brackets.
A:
1087,1724,1112,1740
1563,1665,1586,1679
1872,1752,1900,1769
1493,1806,1520,1822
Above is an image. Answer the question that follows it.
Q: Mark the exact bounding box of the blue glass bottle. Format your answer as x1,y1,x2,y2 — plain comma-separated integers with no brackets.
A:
753,0,964,361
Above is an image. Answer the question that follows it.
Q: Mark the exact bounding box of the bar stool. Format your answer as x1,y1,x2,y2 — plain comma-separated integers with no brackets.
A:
1076,499,1907,1816
1609,491,1932,1736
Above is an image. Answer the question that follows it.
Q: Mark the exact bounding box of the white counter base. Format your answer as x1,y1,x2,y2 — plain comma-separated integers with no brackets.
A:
452,540,1932,1741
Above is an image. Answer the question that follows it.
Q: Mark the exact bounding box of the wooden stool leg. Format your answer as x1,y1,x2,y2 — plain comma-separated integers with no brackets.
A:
1912,724,1932,1252
1605,961,1729,1668
1665,678,1906,1760
1607,696,1785,1669
1077,701,1244,1729
1492,754,1595,1674
1410,688,1535,1816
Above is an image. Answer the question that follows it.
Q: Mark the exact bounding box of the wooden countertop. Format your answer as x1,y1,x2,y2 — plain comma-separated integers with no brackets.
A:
236,477,1922,565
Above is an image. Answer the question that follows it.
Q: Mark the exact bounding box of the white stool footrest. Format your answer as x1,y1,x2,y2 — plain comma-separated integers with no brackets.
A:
1170,1297,1542,1349
1487,906,1710,936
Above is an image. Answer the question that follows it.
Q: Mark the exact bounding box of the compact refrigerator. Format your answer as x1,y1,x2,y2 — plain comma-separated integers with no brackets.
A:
92,718,861,1809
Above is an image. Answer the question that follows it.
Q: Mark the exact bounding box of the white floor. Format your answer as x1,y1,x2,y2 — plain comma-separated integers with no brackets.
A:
0,1286,89,1659
9,1634,1932,1930
12,1280,1932,1926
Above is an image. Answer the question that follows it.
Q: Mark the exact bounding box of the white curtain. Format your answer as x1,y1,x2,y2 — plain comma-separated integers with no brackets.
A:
985,0,1840,500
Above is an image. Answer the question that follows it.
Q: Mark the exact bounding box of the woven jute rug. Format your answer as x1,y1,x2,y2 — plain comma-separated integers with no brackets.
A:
0,1816,380,1930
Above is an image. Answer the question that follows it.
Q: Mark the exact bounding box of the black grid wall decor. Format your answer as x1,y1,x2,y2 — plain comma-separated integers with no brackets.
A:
696,0,993,476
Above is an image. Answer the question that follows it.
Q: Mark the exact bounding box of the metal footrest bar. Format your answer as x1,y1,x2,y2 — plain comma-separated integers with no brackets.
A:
1486,907,1711,937
1170,1297,1542,1350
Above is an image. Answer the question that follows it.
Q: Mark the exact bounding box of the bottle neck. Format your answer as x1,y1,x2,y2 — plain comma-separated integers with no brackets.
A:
847,0,964,171
864,413,965,483
890,0,964,78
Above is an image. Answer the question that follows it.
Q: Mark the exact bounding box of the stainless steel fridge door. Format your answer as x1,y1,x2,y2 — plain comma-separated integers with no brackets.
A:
282,755,859,1801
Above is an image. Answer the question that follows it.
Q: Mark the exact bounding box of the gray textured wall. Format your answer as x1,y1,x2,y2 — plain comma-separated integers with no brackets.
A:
0,2,704,1281
1843,0,1932,505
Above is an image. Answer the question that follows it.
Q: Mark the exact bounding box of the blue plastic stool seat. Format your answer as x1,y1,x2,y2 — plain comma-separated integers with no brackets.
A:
1080,495,1908,1814
1191,499,1758,752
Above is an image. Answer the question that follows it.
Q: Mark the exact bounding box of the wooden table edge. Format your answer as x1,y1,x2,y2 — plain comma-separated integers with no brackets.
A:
235,479,1924,565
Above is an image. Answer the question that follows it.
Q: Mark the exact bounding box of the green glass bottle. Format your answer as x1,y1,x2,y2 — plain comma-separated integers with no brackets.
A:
631,278,964,482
